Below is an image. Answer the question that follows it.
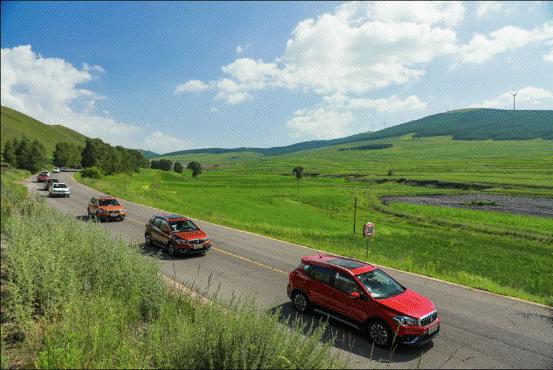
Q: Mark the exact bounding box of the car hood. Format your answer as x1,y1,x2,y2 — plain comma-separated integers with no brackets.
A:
377,289,435,318
173,230,207,240
99,205,123,211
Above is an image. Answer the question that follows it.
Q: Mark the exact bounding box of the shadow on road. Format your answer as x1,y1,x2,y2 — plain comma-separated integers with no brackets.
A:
137,242,206,261
269,301,432,366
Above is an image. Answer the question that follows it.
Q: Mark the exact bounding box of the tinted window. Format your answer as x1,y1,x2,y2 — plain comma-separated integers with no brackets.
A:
334,273,359,294
356,269,405,299
153,218,163,228
309,266,334,285
160,220,171,232
169,220,198,232
99,199,120,206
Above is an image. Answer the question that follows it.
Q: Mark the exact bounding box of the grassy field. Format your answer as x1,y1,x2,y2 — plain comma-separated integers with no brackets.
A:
1,169,341,369
1,106,87,156
76,135,553,306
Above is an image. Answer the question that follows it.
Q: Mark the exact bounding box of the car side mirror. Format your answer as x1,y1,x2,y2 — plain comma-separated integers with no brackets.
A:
349,291,360,299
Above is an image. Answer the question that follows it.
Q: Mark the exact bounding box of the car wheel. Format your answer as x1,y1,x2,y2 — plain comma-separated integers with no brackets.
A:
145,233,152,247
166,242,176,257
292,291,310,314
367,320,394,348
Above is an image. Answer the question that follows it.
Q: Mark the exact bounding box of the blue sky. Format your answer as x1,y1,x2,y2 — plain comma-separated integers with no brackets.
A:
1,1,552,153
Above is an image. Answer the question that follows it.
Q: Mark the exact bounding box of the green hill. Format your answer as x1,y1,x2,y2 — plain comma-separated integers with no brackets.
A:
160,108,553,158
138,149,159,158
1,106,87,156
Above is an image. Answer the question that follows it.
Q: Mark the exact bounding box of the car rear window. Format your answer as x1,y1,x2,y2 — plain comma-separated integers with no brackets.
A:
309,266,334,285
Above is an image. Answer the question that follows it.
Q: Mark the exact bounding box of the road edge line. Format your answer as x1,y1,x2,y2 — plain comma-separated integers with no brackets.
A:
70,174,552,309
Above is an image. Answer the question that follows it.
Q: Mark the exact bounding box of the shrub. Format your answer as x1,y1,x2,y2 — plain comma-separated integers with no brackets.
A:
387,169,394,176
81,167,103,179
187,161,202,177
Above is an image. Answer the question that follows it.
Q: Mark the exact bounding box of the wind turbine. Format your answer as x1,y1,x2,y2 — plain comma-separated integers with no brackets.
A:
511,91,518,110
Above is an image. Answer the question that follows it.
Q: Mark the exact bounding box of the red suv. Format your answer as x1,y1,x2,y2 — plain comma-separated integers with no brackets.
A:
145,214,212,256
287,254,440,347
37,171,50,182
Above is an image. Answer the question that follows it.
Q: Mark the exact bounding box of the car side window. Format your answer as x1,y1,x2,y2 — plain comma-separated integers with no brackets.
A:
309,266,335,285
160,220,170,233
301,263,312,275
153,218,162,228
334,272,360,294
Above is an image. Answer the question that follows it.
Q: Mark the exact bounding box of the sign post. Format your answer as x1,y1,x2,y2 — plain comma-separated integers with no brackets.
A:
362,221,375,258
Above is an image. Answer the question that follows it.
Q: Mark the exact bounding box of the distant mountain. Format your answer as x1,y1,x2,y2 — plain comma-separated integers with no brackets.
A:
138,149,159,158
161,108,553,158
366,109,553,141
1,106,87,156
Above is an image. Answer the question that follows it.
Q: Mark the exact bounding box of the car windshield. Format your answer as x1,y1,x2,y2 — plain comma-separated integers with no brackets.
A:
99,199,120,206
54,184,67,189
356,269,405,299
169,220,198,232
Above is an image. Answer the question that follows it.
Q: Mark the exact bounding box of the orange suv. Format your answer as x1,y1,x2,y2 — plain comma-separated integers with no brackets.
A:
87,197,127,221
145,214,212,256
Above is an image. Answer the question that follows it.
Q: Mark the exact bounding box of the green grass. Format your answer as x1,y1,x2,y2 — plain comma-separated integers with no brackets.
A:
77,158,553,305
1,169,342,369
1,106,87,157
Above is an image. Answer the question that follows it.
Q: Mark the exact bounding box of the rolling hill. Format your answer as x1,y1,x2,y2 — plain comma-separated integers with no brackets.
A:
161,108,553,158
1,106,87,156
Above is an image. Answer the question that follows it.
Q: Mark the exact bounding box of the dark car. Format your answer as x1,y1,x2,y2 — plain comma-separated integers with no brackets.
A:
145,214,212,256
44,178,59,191
287,254,440,348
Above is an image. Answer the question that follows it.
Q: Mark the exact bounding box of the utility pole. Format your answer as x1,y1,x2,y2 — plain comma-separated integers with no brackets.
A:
353,197,357,235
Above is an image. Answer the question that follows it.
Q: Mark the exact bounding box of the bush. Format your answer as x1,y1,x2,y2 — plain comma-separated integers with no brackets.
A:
81,167,103,179
174,161,184,173
387,169,394,176
1,176,342,369
187,161,202,177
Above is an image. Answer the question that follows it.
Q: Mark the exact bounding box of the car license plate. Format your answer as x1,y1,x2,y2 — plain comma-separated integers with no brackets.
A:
428,324,438,335
193,244,203,250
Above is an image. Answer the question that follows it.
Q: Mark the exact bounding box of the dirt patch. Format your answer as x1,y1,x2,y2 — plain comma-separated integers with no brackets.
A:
381,194,553,217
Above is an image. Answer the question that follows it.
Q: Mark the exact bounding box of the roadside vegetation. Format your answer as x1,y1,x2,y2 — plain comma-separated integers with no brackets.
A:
0,169,342,369
78,135,553,306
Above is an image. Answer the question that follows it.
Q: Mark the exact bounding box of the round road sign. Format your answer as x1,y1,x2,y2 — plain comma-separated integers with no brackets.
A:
363,222,375,238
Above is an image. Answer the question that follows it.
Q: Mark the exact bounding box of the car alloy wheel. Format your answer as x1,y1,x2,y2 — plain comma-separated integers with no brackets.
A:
145,233,151,246
369,321,391,347
292,291,309,313
167,243,175,257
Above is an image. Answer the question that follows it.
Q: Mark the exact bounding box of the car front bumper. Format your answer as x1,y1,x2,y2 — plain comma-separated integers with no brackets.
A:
175,243,211,255
395,318,441,346
50,192,70,197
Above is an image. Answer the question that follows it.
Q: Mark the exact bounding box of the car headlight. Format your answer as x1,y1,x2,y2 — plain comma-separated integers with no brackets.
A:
175,238,187,244
392,315,419,326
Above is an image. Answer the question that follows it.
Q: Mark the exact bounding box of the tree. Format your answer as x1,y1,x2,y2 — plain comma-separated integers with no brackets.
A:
187,161,202,177
53,142,82,168
2,138,17,166
26,140,47,172
292,166,304,196
292,166,304,180
174,161,184,173
15,137,31,170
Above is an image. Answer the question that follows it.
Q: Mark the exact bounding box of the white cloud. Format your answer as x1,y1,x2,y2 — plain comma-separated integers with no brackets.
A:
210,107,219,112
475,2,503,18
174,79,212,93
286,107,354,139
471,86,553,109
235,44,251,54
1,45,191,153
544,49,553,63
324,94,427,113
287,94,426,138
458,22,553,63
177,2,463,104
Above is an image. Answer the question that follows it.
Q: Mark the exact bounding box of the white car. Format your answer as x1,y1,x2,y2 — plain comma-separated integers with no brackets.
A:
49,183,70,198
52,167,61,173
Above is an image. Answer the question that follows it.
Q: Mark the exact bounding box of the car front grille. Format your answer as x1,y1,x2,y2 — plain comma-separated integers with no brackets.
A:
189,238,207,244
419,311,438,326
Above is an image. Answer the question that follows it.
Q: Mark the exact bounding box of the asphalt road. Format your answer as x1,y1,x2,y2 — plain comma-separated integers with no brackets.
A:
26,173,553,369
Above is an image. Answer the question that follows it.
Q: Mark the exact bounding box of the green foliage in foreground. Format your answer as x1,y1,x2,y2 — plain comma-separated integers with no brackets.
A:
78,168,553,306
0,171,341,369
